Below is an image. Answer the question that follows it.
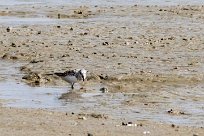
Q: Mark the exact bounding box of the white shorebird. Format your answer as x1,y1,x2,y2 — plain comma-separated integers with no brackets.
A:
55,69,87,89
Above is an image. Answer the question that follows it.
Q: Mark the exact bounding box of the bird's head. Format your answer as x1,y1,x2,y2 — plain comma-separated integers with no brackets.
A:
79,69,87,81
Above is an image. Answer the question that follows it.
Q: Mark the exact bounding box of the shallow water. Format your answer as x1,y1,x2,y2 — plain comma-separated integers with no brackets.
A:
0,16,60,26
0,60,204,127
0,0,203,6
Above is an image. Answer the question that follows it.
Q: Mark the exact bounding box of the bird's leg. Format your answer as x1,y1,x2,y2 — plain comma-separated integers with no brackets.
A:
71,83,74,89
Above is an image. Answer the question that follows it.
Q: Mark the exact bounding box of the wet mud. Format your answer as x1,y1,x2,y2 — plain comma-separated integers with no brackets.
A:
0,2,204,135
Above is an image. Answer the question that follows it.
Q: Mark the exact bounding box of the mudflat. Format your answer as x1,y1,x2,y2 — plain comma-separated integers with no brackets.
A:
0,3,204,136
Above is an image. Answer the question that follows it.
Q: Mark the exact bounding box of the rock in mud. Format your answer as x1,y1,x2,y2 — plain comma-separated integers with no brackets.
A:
100,87,108,93
9,56,18,60
167,109,185,115
1,53,9,59
6,26,12,32
98,74,109,80
10,43,16,47
78,116,87,120
87,133,93,136
22,72,41,85
122,122,137,127
90,113,108,119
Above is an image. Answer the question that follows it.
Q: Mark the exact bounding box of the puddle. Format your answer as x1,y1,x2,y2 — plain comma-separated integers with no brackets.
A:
0,16,58,26
0,60,204,127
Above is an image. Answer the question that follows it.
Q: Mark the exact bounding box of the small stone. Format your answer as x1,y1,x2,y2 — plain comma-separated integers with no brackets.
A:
11,43,16,47
6,27,12,32
167,109,173,113
173,67,178,69
99,74,109,80
61,54,70,57
126,42,130,45
37,31,41,34
10,56,18,60
122,122,127,126
90,113,103,119
100,87,108,93
58,14,61,19
102,42,109,45
78,116,87,120
167,109,185,115
183,38,188,41
138,123,143,126
87,133,93,136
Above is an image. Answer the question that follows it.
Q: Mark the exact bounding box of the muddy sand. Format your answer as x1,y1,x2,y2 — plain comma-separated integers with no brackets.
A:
0,3,204,136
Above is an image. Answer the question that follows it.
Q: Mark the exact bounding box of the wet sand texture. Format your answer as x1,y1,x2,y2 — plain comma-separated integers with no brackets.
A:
0,3,204,136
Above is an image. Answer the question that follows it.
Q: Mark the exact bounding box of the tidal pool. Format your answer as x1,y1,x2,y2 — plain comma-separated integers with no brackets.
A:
0,60,203,127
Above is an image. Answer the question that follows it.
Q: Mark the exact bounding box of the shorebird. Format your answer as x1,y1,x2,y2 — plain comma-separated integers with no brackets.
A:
55,69,87,89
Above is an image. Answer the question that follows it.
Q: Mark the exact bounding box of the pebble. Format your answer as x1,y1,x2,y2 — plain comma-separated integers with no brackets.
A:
78,116,87,120
87,133,93,136
6,26,12,32
98,74,109,80
167,109,185,115
125,42,130,45
122,122,137,127
58,14,61,19
37,31,41,34
100,87,108,93
102,42,109,45
11,43,16,47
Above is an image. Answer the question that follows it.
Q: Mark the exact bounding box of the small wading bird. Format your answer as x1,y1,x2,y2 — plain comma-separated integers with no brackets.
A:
55,69,87,89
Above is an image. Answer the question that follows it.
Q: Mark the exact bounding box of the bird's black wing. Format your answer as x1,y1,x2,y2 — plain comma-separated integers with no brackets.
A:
55,70,77,77
64,70,76,76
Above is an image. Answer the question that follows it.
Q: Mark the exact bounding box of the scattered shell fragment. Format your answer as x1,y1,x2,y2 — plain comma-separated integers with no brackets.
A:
143,131,150,134
78,116,87,120
122,122,137,127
